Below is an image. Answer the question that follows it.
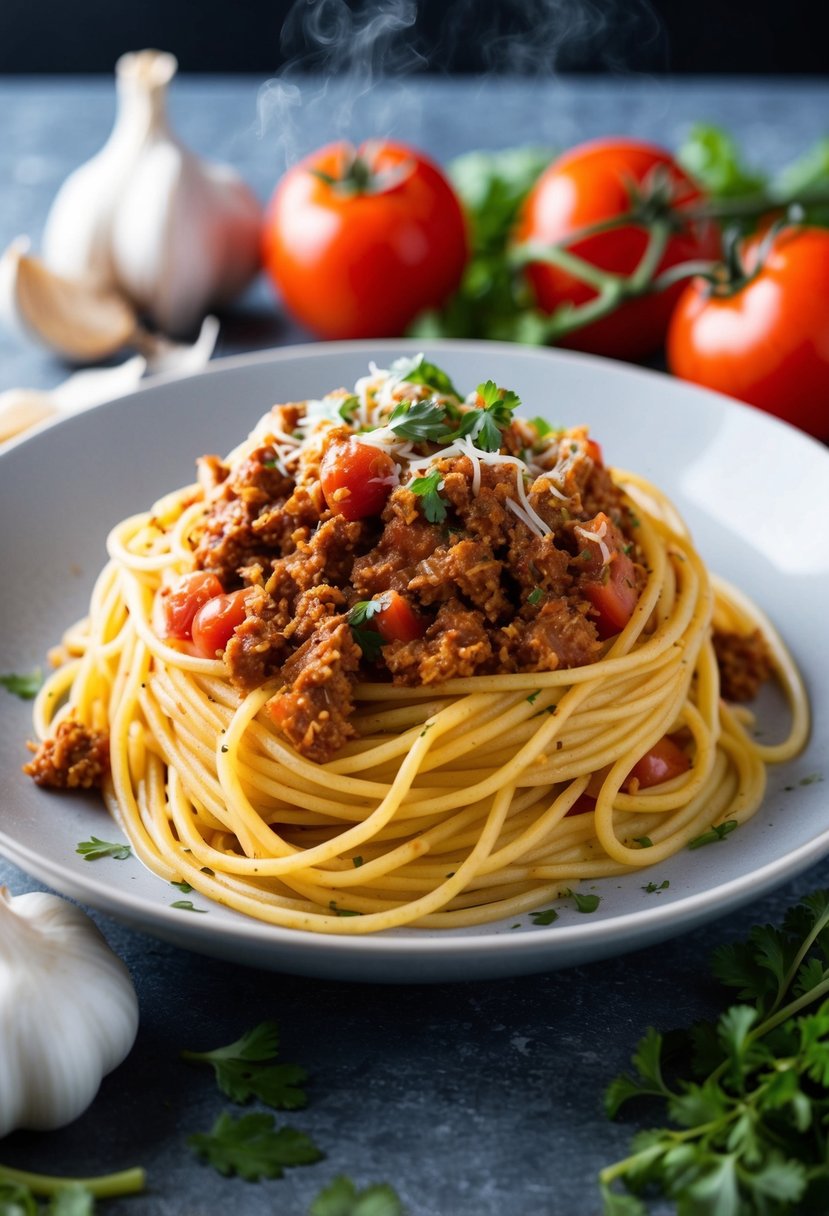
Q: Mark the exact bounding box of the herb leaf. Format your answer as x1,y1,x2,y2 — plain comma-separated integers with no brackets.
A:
388,397,452,443
531,907,559,926
75,836,132,862
472,380,520,451
182,1021,308,1110
0,670,42,700
409,469,447,523
566,889,601,913
391,353,460,400
601,889,829,1214
171,900,206,913
688,819,738,850
347,601,385,663
187,1111,322,1181
310,1175,405,1216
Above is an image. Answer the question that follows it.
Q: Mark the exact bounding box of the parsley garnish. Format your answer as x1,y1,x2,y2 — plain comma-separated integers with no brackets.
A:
75,836,132,861
171,900,206,913
347,600,385,662
310,1175,404,1216
182,1021,308,1110
188,1111,322,1181
688,819,738,849
634,836,653,849
601,889,829,1214
531,907,559,926
472,379,521,451
390,353,460,400
388,397,453,443
526,690,542,705
566,889,601,913
409,468,447,523
172,880,193,894
328,900,361,917
1,669,42,699
527,587,544,606
642,880,670,894
338,394,361,423
531,416,555,438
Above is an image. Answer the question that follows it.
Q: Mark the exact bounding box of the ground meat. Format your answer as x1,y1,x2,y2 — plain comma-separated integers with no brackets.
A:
384,600,493,685
268,619,362,762
502,598,602,672
713,628,773,702
224,586,291,692
24,717,109,789
407,538,509,621
351,513,443,597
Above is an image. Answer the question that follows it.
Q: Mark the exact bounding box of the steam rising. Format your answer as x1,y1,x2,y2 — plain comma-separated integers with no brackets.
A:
257,0,664,169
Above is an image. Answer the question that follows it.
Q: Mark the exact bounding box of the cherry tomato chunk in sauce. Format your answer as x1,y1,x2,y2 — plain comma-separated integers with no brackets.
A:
161,571,224,640
375,591,427,643
191,588,252,658
627,736,691,790
320,439,398,520
578,513,639,639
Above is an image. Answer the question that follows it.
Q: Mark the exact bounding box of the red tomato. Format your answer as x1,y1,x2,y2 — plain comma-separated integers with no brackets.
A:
375,591,426,644
516,138,720,360
626,736,691,790
320,439,399,520
161,571,224,640
578,513,639,639
667,225,829,441
262,140,468,340
191,588,252,658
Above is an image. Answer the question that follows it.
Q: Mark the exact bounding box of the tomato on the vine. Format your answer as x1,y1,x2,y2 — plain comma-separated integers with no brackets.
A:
262,140,468,340
516,138,721,360
667,225,829,441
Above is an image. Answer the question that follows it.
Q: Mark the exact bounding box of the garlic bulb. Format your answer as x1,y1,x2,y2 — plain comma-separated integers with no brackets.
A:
0,887,139,1135
42,49,262,336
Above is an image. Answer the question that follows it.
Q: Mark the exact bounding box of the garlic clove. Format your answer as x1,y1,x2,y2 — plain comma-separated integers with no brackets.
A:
0,237,138,362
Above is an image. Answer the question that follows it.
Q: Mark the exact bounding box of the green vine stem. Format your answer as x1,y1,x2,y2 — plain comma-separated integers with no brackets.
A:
0,1162,146,1198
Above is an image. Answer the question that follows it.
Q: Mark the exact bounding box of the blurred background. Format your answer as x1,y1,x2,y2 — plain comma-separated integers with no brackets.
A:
2,0,827,75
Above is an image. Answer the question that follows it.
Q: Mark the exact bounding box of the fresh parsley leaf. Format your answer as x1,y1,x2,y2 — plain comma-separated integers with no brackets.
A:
0,670,42,700
688,819,738,849
75,836,132,862
531,907,558,926
182,1021,308,1110
172,880,193,894
388,398,452,443
527,587,544,606
566,889,601,914
531,416,554,439
472,381,521,452
601,889,829,1214
633,837,653,849
338,395,361,423
188,1111,322,1181
347,601,384,663
390,353,460,401
642,880,669,894
171,900,206,913
409,469,447,524
309,1175,405,1216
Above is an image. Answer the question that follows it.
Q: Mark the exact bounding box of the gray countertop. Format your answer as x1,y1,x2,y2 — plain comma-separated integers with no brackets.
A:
1,74,827,1215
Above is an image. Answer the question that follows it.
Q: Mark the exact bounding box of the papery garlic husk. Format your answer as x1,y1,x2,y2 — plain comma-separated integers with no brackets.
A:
42,49,262,337
0,887,139,1135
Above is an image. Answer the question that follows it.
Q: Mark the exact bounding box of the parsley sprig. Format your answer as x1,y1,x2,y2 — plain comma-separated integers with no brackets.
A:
601,889,829,1214
347,600,385,663
75,836,132,862
188,1111,322,1182
390,353,460,400
182,1021,308,1110
385,377,521,454
0,670,42,699
409,469,447,523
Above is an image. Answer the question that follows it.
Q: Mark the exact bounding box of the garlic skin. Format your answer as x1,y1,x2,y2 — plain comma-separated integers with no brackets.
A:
42,49,262,336
0,888,139,1136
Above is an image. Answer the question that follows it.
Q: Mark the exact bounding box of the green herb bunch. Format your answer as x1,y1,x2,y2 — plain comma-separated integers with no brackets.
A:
601,890,829,1214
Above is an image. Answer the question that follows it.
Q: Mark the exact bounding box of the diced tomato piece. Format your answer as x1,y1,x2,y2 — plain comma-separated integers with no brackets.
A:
585,438,603,466
161,571,224,640
320,438,399,520
191,588,252,658
578,512,638,639
375,591,427,643
626,736,690,790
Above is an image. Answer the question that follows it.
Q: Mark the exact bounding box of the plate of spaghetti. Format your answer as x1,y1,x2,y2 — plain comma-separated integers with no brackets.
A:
0,340,824,981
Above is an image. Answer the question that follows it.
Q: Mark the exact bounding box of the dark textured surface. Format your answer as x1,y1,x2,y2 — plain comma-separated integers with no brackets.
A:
1,75,828,1215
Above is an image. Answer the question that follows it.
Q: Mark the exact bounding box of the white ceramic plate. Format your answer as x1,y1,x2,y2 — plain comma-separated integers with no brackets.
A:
1,339,827,982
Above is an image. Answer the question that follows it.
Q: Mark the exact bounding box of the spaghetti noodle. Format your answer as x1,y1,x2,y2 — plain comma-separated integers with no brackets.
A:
27,358,809,933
